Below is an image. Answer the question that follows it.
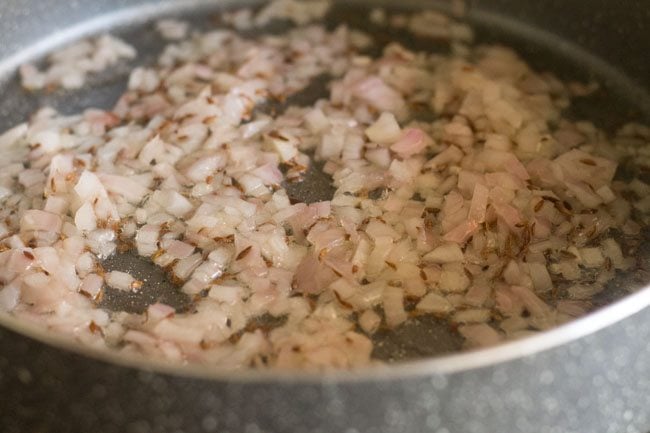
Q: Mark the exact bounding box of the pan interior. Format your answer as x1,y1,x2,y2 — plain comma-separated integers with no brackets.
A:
0,0,648,364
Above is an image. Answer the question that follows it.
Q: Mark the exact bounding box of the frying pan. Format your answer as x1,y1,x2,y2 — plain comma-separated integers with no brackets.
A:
0,1,649,432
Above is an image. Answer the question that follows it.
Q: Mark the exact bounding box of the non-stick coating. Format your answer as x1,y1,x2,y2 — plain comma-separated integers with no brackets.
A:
0,1,649,433
1,0,648,361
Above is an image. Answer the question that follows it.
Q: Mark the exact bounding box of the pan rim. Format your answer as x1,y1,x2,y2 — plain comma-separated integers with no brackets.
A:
0,0,649,382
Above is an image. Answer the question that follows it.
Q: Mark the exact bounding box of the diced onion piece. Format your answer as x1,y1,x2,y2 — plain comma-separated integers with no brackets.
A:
438,263,471,292
423,243,464,264
510,285,551,317
75,170,106,201
459,324,502,347
75,202,97,232
365,112,401,145
443,220,478,244
80,273,104,299
21,210,63,233
164,240,195,260
152,189,193,217
390,128,428,158
106,271,136,292
304,108,329,133
383,285,407,328
99,174,151,203
601,238,626,269
468,183,489,224
358,309,381,334
416,292,453,314
147,303,176,321
579,247,605,268
267,131,299,162
453,309,491,323
354,77,406,114
527,262,552,293
135,224,160,257
0,282,21,312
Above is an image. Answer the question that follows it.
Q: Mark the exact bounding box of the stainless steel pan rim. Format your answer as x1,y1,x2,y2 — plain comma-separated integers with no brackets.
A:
2,284,648,381
1,0,649,383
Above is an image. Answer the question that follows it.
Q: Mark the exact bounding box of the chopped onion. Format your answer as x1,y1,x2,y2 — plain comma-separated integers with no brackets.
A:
0,7,645,370
423,243,464,264
0,282,21,312
80,273,104,299
365,112,401,145
459,324,502,347
383,285,407,328
106,271,137,292
416,292,453,314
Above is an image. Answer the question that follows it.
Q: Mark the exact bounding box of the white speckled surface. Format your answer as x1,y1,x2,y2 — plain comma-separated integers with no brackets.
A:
0,1,649,432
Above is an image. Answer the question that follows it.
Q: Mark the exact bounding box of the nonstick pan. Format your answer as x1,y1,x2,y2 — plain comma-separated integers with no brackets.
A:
0,1,649,432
